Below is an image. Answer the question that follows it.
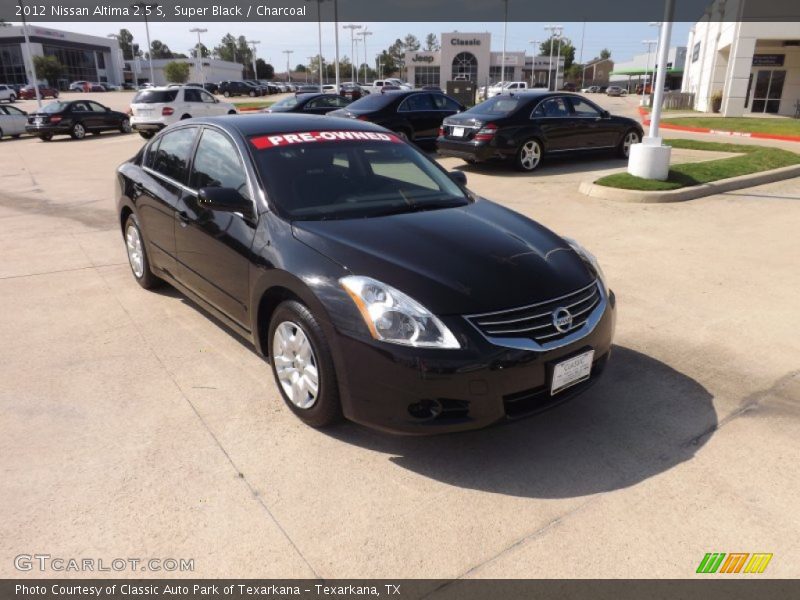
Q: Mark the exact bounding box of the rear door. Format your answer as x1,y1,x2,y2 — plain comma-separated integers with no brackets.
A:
137,126,199,277
174,126,256,326
530,96,578,151
183,87,206,117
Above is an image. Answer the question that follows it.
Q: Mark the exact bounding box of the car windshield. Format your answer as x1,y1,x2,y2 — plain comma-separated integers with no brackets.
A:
271,96,299,110
343,94,396,112
132,90,178,103
252,134,469,220
468,96,525,115
41,102,70,113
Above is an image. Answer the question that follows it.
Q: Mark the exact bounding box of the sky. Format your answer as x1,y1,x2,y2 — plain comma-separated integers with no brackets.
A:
19,21,694,68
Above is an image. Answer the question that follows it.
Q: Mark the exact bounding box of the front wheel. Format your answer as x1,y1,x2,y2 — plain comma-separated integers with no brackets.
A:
268,300,342,428
393,129,411,143
9,95,15,103
514,139,543,172
120,118,132,133
53,92,59,99
138,131,154,140
618,130,641,158
249,90,256,97
40,133,53,141
124,214,161,289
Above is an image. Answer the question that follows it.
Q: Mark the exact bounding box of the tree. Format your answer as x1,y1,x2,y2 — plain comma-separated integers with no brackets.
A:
116,28,139,60
163,61,190,83
403,34,421,52
600,48,611,60
148,40,174,60
33,55,63,85
424,33,440,52
255,59,274,80
212,34,253,68
190,43,210,59
377,50,398,77
539,37,577,70
295,64,307,73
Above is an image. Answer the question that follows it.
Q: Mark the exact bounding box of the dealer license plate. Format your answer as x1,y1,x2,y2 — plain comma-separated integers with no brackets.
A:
551,350,594,395
452,126,465,137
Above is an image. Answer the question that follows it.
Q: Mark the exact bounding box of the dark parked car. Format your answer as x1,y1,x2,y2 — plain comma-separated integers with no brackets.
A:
339,82,366,101
437,91,643,171
19,85,59,100
258,80,280,94
115,114,614,433
328,90,465,144
219,80,259,97
26,99,131,141
262,93,351,115
245,80,269,96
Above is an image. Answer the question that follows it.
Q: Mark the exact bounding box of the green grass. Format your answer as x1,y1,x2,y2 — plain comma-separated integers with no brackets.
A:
594,138,800,191
662,116,800,136
232,100,275,110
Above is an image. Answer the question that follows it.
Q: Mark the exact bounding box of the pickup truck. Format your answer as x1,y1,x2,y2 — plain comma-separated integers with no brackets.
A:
366,79,412,93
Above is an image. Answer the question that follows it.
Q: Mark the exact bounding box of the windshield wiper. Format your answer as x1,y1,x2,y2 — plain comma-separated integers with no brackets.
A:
369,199,467,218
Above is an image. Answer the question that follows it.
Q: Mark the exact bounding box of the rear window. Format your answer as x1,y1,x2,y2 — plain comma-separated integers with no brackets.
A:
132,90,178,103
344,94,396,111
469,96,525,115
271,96,299,109
41,102,70,113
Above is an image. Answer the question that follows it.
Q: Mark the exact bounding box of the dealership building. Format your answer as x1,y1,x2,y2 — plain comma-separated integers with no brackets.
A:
0,25,123,87
682,11,800,116
610,46,687,91
404,32,564,88
132,58,243,86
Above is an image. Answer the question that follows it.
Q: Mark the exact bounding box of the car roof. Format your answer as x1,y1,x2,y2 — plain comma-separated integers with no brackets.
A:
188,113,390,137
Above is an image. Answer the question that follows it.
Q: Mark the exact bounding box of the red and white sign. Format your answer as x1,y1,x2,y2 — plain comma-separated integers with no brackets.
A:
250,130,400,149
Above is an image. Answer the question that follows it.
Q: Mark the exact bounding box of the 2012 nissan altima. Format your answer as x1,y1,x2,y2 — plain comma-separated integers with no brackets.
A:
116,114,616,434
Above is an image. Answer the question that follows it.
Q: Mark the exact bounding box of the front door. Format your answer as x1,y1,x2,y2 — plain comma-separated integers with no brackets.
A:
750,70,786,114
175,126,256,328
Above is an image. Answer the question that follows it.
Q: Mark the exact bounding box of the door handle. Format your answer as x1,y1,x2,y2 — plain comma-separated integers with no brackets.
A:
177,211,191,227
132,181,144,196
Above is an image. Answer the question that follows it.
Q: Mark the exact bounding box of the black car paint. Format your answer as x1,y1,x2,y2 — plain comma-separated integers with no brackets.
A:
26,100,128,138
327,90,465,142
437,91,643,164
116,114,615,433
264,93,351,115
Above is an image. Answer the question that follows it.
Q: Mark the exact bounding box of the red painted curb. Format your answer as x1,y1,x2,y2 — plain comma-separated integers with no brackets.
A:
636,106,800,142
237,106,262,112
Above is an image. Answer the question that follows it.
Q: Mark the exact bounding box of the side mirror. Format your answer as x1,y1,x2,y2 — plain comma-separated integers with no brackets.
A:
601,110,610,118
449,171,467,186
197,187,252,215
106,107,111,112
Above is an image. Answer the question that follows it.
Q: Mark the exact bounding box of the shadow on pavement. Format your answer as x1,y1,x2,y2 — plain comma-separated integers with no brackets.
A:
444,152,627,179
328,346,716,499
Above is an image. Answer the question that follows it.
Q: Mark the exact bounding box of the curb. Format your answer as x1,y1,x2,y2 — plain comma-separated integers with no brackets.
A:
579,163,800,203
636,106,800,143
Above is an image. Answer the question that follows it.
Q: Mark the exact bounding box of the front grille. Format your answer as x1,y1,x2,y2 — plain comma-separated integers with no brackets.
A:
467,280,601,344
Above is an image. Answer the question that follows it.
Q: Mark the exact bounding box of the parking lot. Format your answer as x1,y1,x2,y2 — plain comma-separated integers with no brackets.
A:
1,91,799,579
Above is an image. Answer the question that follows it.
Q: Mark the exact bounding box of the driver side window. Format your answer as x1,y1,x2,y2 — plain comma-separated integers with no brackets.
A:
190,128,250,200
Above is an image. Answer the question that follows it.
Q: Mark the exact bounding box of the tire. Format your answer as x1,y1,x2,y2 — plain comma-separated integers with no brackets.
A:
123,214,161,289
70,122,86,140
227,110,236,115
268,300,342,428
120,118,132,134
138,131,154,140
223,90,230,97
11,134,21,139
180,114,192,120
9,95,15,103
394,129,411,143
53,92,59,99
0,127,3,140
618,129,641,158
40,133,53,142
249,90,256,97
514,138,543,172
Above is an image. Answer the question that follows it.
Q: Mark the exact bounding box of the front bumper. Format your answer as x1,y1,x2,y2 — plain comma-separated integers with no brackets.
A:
334,290,616,434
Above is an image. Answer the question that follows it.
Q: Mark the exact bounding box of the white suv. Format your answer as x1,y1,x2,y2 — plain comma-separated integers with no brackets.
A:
129,86,237,139
0,84,16,103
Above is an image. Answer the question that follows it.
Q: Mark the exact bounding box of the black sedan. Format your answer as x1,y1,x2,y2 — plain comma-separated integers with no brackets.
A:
262,93,351,115
116,114,615,434
437,91,643,171
219,80,259,97
328,90,465,144
26,100,131,141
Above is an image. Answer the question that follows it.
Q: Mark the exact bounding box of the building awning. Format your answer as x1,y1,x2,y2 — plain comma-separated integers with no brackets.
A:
609,67,684,76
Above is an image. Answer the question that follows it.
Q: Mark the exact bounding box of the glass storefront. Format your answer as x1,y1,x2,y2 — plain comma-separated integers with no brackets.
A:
489,66,515,82
42,45,99,84
414,66,440,87
0,44,26,85
452,52,478,82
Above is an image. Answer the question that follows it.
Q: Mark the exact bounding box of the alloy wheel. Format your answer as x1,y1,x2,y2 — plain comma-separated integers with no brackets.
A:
623,131,639,158
125,224,145,278
121,119,132,133
72,123,86,139
272,321,320,409
519,140,542,171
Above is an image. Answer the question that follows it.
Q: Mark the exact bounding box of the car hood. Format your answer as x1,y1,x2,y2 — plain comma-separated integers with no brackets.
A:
291,199,594,315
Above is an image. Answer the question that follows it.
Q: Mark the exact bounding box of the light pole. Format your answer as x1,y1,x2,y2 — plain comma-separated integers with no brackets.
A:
500,0,508,85
132,3,158,85
283,50,294,83
544,25,556,90
343,24,362,83
554,29,563,90
17,0,41,109
333,0,340,90
578,21,587,89
190,27,207,84
247,40,260,80
359,29,372,85
307,56,313,83
528,40,538,87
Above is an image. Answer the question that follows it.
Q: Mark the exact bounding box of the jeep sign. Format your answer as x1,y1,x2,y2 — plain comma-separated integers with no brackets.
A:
412,55,435,63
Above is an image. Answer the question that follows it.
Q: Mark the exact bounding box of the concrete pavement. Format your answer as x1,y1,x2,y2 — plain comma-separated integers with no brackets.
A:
1,111,799,580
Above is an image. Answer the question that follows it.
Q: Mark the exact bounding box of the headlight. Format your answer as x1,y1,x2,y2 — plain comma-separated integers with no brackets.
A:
563,237,607,285
340,276,460,349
